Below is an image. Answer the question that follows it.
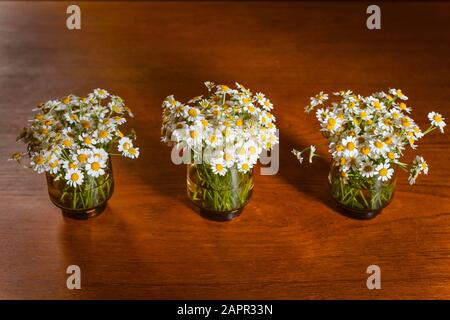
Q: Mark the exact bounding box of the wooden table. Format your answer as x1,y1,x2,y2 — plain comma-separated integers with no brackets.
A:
1,1,449,299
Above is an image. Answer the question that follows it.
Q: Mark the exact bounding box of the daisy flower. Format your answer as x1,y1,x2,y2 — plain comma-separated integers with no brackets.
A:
91,147,109,162
65,168,84,187
94,127,112,144
79,133,96,147
211,158,227,176
375,162,394,182
118,137,133,153
428,111,446,133
237,158,253,173
94,88,109,99
86,158,106,178
186,107,201,122
360,161,376,178
30,152,48,173
123,146,139,159
341,136,358,158
292,149,304,164
75,148,92,164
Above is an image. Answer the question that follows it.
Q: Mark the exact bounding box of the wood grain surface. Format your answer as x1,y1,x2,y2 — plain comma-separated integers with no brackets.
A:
0,1,449,299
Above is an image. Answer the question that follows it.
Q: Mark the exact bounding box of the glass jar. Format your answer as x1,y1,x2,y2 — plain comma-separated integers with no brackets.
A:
187,163,253,221
46,158,114,219
328,162,396,219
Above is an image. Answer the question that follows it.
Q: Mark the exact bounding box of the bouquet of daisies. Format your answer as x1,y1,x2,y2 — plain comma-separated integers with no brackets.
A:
161,81,278,214
11,89,139,211
161,81,278,175
293,89,445,212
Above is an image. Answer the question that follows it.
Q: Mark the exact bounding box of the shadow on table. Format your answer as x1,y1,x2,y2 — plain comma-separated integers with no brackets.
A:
277,129,337,213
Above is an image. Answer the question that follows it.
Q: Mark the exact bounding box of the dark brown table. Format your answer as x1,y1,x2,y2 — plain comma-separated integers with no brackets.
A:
0,1,449,299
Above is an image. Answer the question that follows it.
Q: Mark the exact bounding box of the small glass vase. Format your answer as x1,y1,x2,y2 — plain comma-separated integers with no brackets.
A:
46,159,114,220
328,162,396,219
187,163,253,221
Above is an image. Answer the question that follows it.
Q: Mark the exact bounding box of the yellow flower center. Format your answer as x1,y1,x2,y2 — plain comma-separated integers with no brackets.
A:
77,154,88,163
84,137,92,145
71,173,80,181
215,163,224,171
374,101,381,110
336,144,344,152
388,152,396,160
236,119,243,126
401,118,410,127
123,142,131,150
62,97,71,104
346,142,355,151
69,163,78,169
188,109,198,117
361,146,370,155
433,115,442,123
224,153,232,162
91,162,100,171
128,148,136,155
209,135,217,143
50,161,58,168
35,155,45,165
384,137,393,145
242,98,252,105
379,168,388,177
113,105,122,113
339,157,346,165
63,139,72,147
375,141,383,149
327,118,336,130
241,163,249,171
248,146,257,154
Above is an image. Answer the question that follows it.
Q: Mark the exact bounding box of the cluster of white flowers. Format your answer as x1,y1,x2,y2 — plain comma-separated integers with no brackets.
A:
13,89,139,187
296,89,446,184
161,81,278,175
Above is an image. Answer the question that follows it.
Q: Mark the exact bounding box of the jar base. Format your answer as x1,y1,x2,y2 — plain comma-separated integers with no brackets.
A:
198,207,243,222
61,201,107,220
335,202,382,220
